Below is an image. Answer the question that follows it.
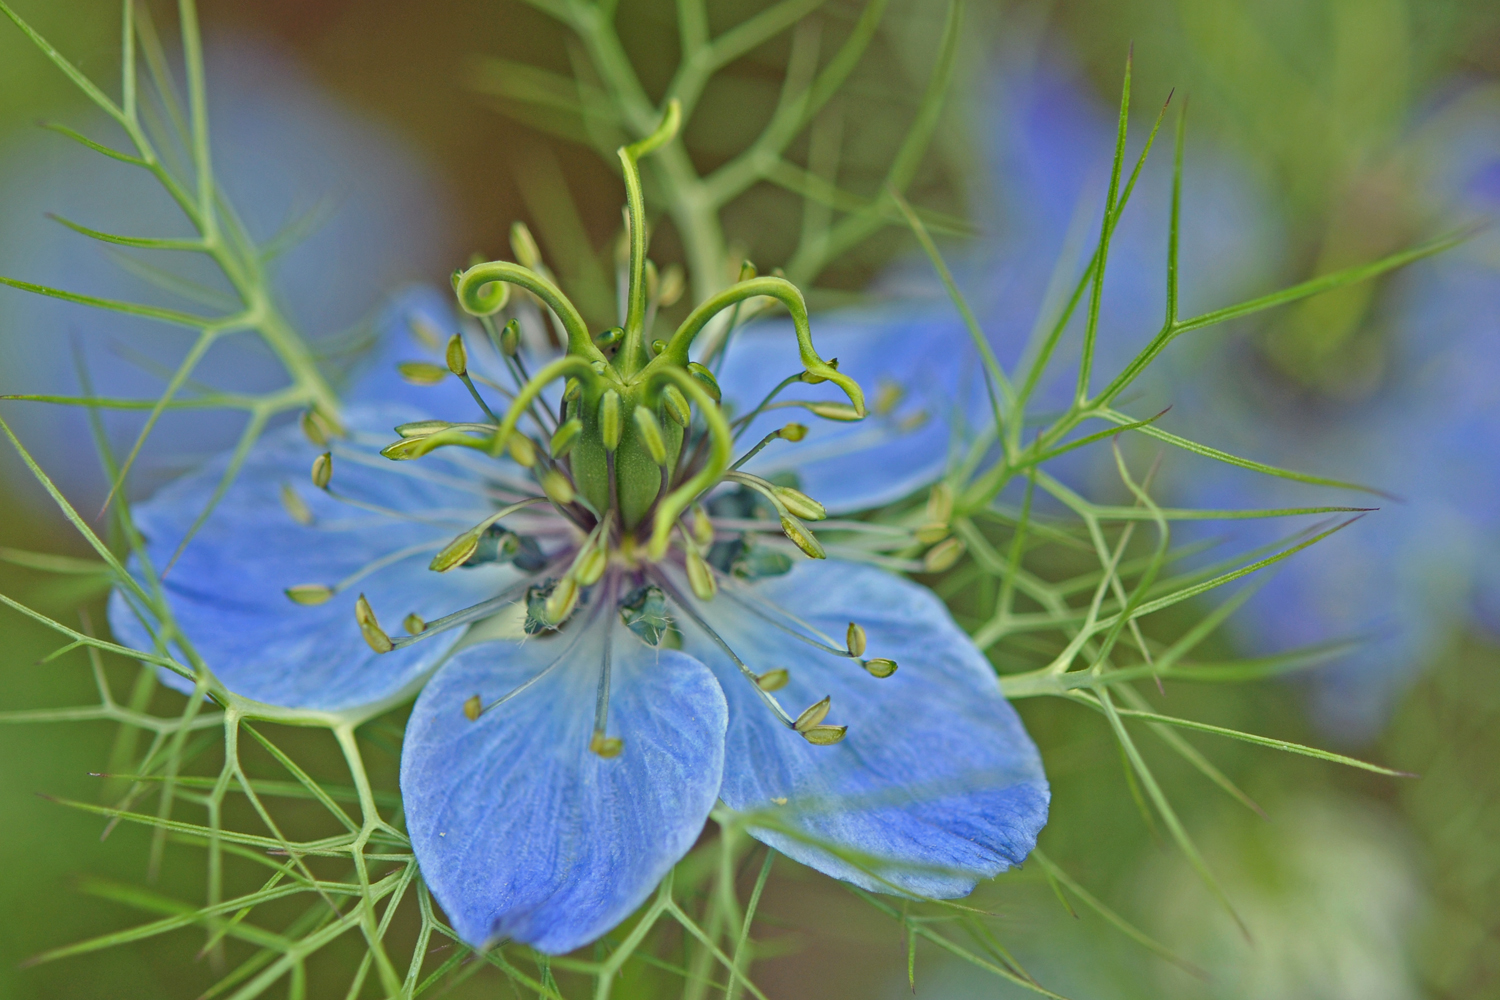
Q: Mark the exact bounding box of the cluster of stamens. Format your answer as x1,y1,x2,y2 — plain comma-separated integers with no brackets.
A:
284,102,911,757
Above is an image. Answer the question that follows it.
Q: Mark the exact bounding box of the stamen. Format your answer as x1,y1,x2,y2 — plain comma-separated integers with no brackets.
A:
445,332,501,423
428,498,549,573
729,371,803,440
355,594,394,653
728,423,804,473
386,580,534,652
846,622,867,657
590,619,622,758
754,668,789,691
397,361,449,385
311,452,332,489
280,482,314,526
465,599,604,719
404,613,427,634
922,536,965,573
650,569,800,730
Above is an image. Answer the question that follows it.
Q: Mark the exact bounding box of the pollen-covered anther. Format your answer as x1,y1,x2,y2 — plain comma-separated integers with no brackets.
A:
280,483,314,526
793,695,832,732
544,575,580,624
397,361,449,385
686,362,721,403
780,515,825,559
774,486,825,521
299,407,340,447
498,317,521,356
689,503,715,548
915,483,954,543
355,594,394,654
686,548,717,601
284,584,333,605
542,469,576,506
862,657,898,678
846,622,867,657
780,422,808,442
754,668,789,692
633,406,668,465
599,390,622,451
508,434,537,468
404,613,427,634
310,452,332,490
923,536,966,573
590,732,624,758
445,333,467,376
550,419,583,457
873,380,905,416
802,724,848,746
463,694,482,721
430,528,482,573
575,545,608,587
804,401,862,422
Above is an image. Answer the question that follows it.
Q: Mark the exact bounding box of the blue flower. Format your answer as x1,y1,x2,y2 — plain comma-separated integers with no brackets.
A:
108,113,1048,953
1164,100,1500,737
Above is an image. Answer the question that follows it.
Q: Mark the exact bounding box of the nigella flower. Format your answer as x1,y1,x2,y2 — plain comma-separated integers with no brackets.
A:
109,107,1048,953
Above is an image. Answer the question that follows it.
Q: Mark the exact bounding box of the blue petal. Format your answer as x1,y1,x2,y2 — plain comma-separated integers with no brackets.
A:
401,618,728,953
714,306,986,514
678,559,1049,897
107,405,518,713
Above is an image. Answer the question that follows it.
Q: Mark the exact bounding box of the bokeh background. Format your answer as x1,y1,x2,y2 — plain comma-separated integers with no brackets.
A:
0,0,1496,997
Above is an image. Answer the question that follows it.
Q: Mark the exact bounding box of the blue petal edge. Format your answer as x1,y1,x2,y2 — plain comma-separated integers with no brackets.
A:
679,558,1049,897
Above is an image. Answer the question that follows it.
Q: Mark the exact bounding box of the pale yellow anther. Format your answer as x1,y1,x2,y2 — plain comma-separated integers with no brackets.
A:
773,486,825,521
923,536,966,573
926,483,954,524
508,434,537,468
793,695,832,732
634,405,668,465
284,584,333,606
510,220,542,270
657,264,686,307
280,483,314,526
542,469,576,506
873,380,905,416
754,668,789,692
499,317,521,356
686,548,717,601
599,390,622,451
463,694,483,721
564,377,582,402
780,422,808,442
544,575,580,624
380,437,427,461
430,529,482,573
311,452,332,490
300,408,338,447
355,594,394,653
802,724,847,745
780,515,825,559
686,362,721,403
805,401,862,422
590,732,624,758
397,361,449,385
395,420,448,439
550,419,583,457
575,545,608,587
407,314,444,350
863,658,898,678
404,613,427,634
690,503,715,548
661,385,691,426
446,333,467,376
846,622,867,657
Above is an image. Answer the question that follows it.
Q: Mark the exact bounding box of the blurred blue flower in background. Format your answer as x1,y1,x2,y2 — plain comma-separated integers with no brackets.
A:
1167,89,1500,739
0,38,454,509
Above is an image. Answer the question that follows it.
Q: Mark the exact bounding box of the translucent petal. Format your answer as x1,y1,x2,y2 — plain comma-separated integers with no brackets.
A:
714,306,985,514
678,558,1049,897
107,405,520,713
401,616,727,953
